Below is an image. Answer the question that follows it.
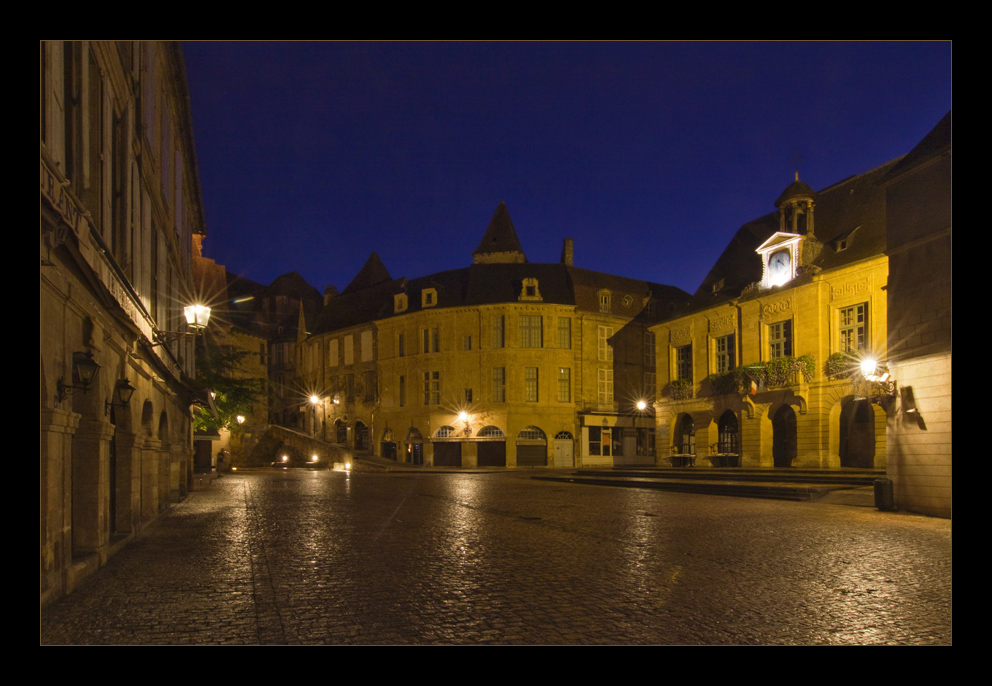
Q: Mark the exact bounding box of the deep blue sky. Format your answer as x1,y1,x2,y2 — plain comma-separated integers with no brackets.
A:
182,41,951,296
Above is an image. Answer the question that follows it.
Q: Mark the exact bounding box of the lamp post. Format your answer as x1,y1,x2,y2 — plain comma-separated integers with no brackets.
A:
634,400,647,457
310,395,321,438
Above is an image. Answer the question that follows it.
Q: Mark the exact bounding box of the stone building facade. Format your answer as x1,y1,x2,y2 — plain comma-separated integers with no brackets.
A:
296,202,691,467
41,41,206,606
650,115,951,479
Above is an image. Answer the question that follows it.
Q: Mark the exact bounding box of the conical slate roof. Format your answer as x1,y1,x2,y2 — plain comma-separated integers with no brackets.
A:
341,252,392,295
472,201,527,261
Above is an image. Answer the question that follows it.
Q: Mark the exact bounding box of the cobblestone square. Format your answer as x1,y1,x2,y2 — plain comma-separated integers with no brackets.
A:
40,471,952,645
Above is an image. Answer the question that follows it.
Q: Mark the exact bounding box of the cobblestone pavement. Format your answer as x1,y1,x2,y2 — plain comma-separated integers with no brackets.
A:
40,470,952,645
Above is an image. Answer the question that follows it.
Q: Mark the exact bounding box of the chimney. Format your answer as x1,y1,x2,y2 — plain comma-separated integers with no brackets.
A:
561,237,574,266
324,285,338,306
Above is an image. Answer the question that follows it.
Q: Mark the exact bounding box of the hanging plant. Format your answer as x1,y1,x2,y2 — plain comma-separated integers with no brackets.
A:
670,377,694,400
703,371,738,396
732,355,816,392
824,352,853,380
796,355,816,382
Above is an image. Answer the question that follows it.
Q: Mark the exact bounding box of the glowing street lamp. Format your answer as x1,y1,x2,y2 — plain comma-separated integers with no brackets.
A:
183,304,211,331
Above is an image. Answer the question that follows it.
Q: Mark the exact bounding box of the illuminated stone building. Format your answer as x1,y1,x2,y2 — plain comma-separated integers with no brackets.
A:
225,271,322,429
41,42,206,606
650,117,951,473
296,202,690,467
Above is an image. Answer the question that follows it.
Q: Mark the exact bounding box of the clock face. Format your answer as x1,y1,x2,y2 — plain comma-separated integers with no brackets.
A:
769,249,792,285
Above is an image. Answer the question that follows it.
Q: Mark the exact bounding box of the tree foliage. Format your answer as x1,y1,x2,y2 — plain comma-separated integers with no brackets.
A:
192,330,266,433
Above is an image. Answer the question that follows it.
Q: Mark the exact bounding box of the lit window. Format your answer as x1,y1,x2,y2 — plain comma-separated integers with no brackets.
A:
839,303,867,353
599,291,612,313
676,345,692,381
716,334,735,374
768,321,793,359
558,367,571,402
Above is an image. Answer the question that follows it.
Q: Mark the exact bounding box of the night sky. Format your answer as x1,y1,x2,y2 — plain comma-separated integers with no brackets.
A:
181,41,951,297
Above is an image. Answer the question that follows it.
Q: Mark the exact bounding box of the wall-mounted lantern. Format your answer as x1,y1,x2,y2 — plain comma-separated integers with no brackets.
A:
57,351,100,403
105,378,136,415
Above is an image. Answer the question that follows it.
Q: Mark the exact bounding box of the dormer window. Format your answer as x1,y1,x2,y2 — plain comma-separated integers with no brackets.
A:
394,292,408,313
598,290,612,313
422,288,437,308
519,277,542,302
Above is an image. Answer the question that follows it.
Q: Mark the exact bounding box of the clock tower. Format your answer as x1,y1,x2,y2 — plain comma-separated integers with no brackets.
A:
756,173,823,289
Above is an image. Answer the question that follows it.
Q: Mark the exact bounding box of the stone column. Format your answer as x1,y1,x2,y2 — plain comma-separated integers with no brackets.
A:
141,437,162,521
71,417,114,563
40,407,80,606
112,427,138,534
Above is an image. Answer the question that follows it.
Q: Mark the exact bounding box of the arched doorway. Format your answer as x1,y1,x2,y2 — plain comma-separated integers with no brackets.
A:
354,421,369,451
478,425,506,466
406,428,424,465
516,426,547,466
715,410,740,467
553,431,574,468
675,414,695,455
840,399,875,468
380,429,397,461
773,405,797,467
432,425,461,466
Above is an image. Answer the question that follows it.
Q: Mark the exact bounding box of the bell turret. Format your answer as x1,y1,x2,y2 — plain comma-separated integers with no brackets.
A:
775,172,818,237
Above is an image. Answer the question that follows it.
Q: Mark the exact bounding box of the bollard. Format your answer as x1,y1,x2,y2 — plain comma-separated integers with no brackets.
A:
874,478,894,511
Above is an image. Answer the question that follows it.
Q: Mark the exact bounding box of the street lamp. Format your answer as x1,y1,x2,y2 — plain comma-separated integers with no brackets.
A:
152,302,212,346
183,304,211,331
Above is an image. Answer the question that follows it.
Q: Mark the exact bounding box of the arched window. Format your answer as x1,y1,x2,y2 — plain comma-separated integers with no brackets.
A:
517,426,547,441
717,411,739,454
675,415,695,455
434,425,457,438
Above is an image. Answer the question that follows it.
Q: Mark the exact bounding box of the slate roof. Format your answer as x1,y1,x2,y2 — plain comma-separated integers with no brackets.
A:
309,254,692,336
472,201,527,259
690,158,900,312
880,110,951,184
341,252,393,295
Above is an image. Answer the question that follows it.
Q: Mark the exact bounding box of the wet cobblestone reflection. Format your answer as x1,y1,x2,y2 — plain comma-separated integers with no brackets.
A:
40,471,951,645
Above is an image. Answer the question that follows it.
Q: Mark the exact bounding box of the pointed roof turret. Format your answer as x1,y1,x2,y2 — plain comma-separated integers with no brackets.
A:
472,201,528,264
342,251,392,295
